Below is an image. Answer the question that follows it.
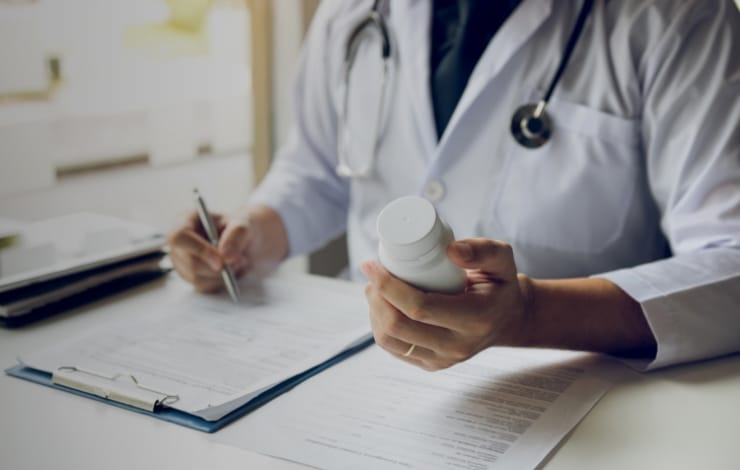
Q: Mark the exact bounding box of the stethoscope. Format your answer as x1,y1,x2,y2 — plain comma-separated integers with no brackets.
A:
336,0,595,178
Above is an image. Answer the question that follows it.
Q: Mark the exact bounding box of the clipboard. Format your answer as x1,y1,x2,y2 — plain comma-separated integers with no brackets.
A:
6,336,374,433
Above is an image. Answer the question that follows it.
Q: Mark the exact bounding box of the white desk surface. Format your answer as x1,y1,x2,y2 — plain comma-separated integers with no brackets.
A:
1,274,739,470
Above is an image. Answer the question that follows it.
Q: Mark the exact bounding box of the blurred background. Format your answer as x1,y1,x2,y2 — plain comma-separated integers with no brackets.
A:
0,0,316,239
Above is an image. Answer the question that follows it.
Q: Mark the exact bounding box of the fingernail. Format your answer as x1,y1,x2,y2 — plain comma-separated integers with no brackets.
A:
452,242,473,261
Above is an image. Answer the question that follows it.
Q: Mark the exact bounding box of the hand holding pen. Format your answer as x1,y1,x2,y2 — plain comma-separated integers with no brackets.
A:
167,190,243,300
167,192,290,297
192,189,240,302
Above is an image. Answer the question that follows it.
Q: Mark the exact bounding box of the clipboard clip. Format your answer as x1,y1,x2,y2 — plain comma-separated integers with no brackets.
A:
52,366,180,412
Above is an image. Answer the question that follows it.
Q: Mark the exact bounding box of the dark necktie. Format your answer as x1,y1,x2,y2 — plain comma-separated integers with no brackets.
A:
430,0,521,139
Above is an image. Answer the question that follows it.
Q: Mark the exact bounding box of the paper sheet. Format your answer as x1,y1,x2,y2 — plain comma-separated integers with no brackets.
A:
216,346,626,469
19,275,371,421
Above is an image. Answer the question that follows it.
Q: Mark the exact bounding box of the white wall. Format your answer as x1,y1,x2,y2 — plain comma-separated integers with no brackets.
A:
270,0,307,152
0,153,252,234
0,1,254,233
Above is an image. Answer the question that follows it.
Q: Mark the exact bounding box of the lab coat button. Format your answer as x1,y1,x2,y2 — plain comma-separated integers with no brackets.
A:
423,180,445,202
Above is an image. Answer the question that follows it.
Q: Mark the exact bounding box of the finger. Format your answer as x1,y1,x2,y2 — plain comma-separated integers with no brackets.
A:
170,249,223,279
376,341,436,370
211,213,227,234
219,220,250,267
170,248,228,293
365,281,454,353
184,210,228,238
362,261,485,329
192,271,229,294
168,228,222,271
372,336,450,372
371,326,436,363
231,257,251,278
169,251,223,291
368,310,433,368
169,250,197,284
170,250,223,293
447,239,517,281
170,241,252,283
185,209,246,269
183,210,207,236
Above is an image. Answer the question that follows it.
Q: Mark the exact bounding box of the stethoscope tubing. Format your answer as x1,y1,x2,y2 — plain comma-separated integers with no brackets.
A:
337,0,596,177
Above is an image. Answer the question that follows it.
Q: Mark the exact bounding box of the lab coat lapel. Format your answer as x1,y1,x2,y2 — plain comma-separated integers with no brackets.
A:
390,0,437,162
438,0,554,150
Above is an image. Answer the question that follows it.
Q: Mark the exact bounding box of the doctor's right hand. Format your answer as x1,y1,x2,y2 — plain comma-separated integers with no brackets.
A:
167,205,289,293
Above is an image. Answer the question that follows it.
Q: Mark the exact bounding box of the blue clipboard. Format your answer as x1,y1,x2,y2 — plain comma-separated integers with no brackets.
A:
5,336,374,433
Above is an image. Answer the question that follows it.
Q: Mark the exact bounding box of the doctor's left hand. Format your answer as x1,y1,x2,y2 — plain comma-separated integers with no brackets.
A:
361,239,534,371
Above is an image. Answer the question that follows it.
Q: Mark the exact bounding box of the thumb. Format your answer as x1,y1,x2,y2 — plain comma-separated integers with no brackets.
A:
447,238,518,280
218,219,250,266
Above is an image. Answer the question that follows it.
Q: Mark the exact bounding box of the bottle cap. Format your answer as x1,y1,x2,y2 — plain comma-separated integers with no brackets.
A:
376,196,442,261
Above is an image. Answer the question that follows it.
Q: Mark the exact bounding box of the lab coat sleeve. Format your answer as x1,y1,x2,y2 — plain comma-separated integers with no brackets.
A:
599,0,740,370
248,0,350,257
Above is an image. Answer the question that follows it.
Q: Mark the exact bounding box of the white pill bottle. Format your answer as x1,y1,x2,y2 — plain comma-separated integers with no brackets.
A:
376,195,466,294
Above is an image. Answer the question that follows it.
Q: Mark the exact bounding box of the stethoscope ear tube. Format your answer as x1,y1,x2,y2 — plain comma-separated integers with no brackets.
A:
337,5,392,179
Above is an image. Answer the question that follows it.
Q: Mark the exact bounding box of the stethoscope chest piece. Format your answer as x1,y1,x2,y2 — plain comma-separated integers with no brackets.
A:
510,102,553,149
508,0,595,150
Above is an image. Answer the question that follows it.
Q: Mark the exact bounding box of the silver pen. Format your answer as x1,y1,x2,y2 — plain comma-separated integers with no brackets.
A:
193,188,240,303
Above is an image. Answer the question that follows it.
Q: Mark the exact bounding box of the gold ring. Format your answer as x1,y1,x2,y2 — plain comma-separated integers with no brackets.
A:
403,343,416,357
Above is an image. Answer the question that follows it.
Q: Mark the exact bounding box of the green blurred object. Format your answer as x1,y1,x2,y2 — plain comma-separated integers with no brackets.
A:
167,0,212,33
0,235,17,250
0,218,22,251
125,0,213,57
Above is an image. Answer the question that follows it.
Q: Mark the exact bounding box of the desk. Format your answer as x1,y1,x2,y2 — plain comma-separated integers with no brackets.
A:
1,274,739,470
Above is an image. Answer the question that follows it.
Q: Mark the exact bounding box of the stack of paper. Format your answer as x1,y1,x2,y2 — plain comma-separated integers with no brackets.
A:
0,213,166,325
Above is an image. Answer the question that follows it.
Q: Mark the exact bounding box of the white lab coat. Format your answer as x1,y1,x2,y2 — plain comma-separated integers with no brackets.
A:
250,0,740,370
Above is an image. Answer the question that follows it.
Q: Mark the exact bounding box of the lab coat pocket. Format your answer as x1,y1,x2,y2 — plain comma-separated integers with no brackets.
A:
492,97,642,255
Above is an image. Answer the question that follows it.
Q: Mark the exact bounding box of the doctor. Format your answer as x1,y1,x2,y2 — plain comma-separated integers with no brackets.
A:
169,0,740,371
